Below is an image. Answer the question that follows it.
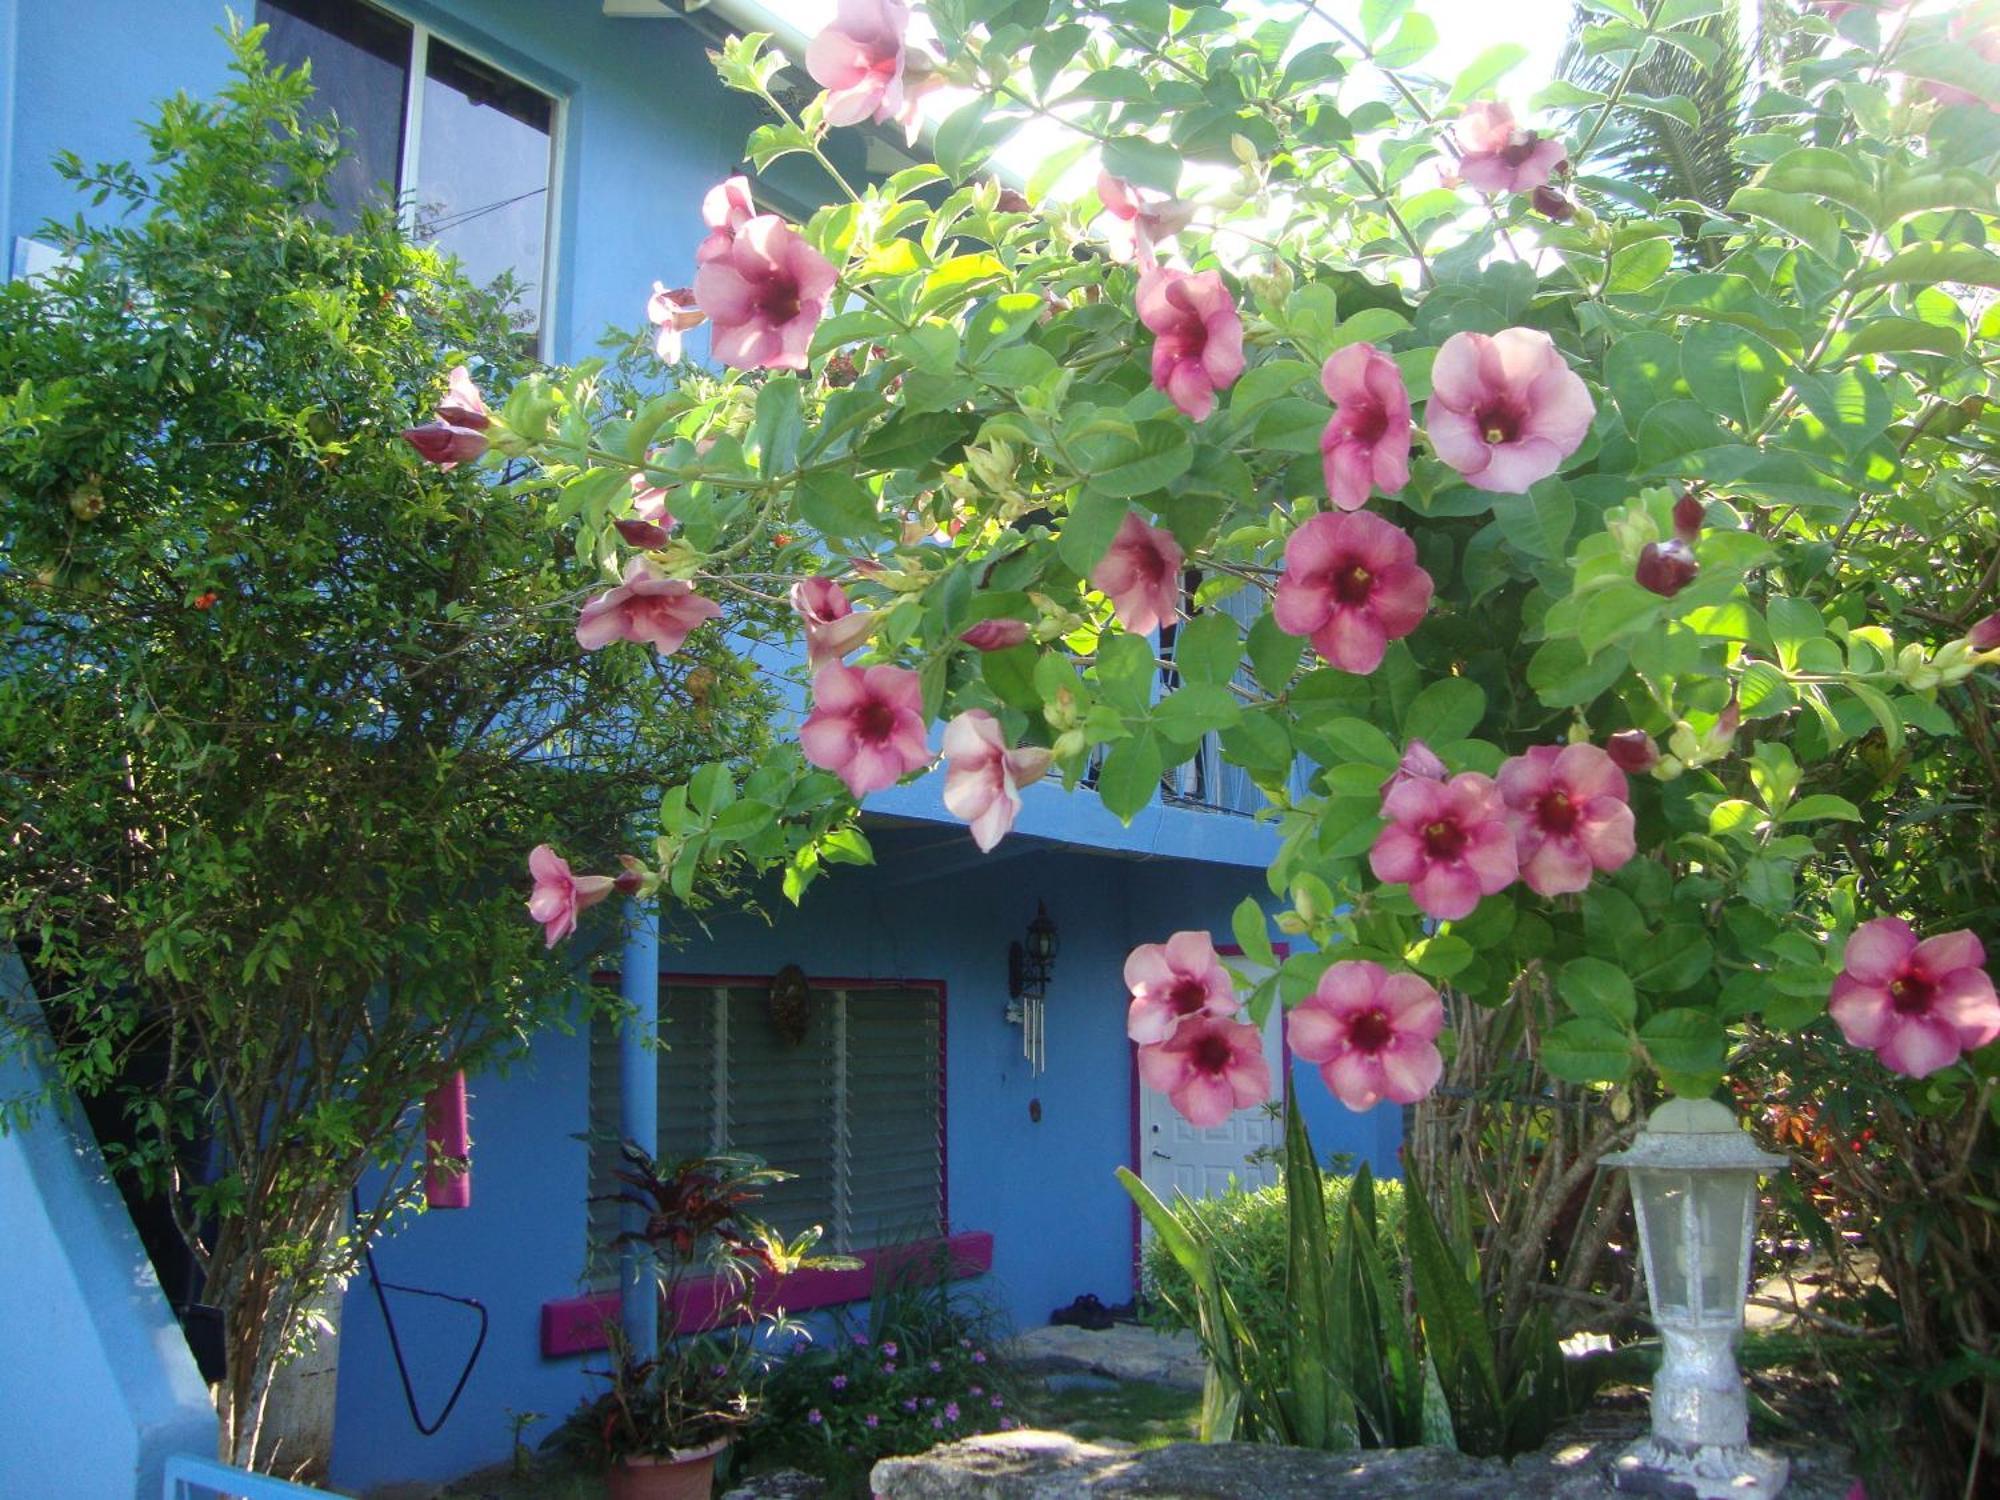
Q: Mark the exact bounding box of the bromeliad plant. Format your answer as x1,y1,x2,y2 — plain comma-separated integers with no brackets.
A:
426,0,2000,1468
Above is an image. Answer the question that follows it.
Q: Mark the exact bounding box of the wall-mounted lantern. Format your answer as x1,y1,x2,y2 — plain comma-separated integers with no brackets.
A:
1005,901,1059,1074
1603,1098,1789,1499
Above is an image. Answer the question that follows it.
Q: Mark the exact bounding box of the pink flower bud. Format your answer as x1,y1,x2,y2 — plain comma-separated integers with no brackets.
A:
1635,538,1698,597
960,619,1031,652
1968,611,2000,652
1530,186,1575,221
612,855,648,896
614,518,674,548
402,423,488,468
1672,491,1705,543
1605,729,1660,775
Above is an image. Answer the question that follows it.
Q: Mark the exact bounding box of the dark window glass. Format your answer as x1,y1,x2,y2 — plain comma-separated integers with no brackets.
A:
255,0,412,228
413,38,555,334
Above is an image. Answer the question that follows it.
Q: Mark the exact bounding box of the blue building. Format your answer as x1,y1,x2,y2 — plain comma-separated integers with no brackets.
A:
0,2,1398,1492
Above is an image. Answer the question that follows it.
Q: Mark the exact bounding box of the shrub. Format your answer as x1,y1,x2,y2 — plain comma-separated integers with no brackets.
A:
1141,1168,1405,1357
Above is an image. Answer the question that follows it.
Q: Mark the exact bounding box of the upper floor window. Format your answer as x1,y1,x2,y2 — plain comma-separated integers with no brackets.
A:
256,0,558,344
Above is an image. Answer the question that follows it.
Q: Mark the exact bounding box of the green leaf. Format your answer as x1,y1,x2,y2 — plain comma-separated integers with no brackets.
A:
1402,677,1486,743
1154,684,1243,743
1859,244,2000,291
797,471,880,540
1248,613,1304,693
1752,146,1877,224
750,377,804,476
1847,680,1906,752
1558,957,1638,1026
1639,1008,1727,1080
1782,794,1862,824
1173,611,1243,685
1071,422,1195,498
1310,717,1400,768
1401,1160,1501,1426
1360,0,1413,43
1832,317,1966,363
1526,639,1629,708
1447,43,1531,104
1101,136,1182,194
1494,478,1575,561
1231,896,1276,967
1057,489,1129,576
1094,630,1157,713
1622,91,1700,130
934,97,994,182
1632,924,1713,994
1579,583,1665,658
1408,934,1475,980
1374,10,1438,69
1096,732,1163,820
1728,186,1842,265
1681,325,1788,431
1541,1017,1635,1084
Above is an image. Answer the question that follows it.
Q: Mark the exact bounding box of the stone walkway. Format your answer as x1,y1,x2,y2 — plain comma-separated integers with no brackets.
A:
1003,1323,1206,1391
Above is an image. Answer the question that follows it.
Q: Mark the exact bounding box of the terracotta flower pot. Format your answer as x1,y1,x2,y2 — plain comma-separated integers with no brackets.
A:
606,1437,730,1500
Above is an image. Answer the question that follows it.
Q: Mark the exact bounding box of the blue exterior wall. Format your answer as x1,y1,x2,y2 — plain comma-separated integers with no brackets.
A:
0,955,220,1500
327,827,1400,1490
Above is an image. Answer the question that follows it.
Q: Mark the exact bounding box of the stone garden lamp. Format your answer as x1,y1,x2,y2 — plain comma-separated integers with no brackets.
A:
1603,1098,1789,1499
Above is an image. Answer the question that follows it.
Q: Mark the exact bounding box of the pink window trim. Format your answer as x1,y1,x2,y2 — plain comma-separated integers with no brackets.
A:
539,1230,995,1358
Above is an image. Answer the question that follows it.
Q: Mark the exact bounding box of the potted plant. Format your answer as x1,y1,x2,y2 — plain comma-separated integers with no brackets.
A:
549,1144,844,1499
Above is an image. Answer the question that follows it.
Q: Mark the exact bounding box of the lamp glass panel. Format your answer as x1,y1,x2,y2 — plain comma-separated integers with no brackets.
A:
1635,1170,1692,1319
1693,1169,1754,1323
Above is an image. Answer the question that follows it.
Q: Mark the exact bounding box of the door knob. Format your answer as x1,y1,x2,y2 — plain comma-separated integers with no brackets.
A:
1150,1150,1171,1160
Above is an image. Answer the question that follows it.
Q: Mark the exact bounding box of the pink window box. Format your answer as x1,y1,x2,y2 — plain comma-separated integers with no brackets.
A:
539,1230,995,1358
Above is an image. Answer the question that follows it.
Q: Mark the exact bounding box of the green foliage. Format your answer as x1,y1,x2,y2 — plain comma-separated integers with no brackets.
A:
0,27,775,1463
1122,1102,1588,1457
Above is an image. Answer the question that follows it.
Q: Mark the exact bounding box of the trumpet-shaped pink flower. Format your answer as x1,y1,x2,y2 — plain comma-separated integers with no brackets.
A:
800,662,932,798
403,365,490,468
697,176,756,265
575,558,722,655
806,0,911,128
616,471,677,547
527,844,614,948
1925,9,2000,111
791,576,877,666
647,282,705,363
1453,102,1567,195
1124,931,1240,1045
1098,172,1199,264
1288,961,1445,1111
1381,738,1448,800
1273,510,1433,675
1092,512,1184,635
1497,743,1636,897
1427,328,1595,494
1320,344,1412,511
692,216,837,372
1830,918,2000,1078
959,618,1031,652
940,710,1052,851
1369,771,1517,920
1137,1015,1271,1128
1136,265,1245,422
437,365,489,430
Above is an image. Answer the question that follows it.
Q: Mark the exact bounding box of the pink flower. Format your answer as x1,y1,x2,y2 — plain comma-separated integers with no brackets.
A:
1124,931,1240,1045
436,365,489,430
692,216,837,372
1272,510,1433,675
1381,738,1448,799
1496,743,1636,897
1925,8,2000,110
697,176,756,265
575,558,723,655
403,366,491,468
1319,344,1412,511
401,422,487,468
940,710,1052,852
646,282,705,363
1453,102,1567,195
806,0,911,129
959,618,1031,651
800,662,932,797
1287,961,1445,1111
1829,918,2000,1079
790,576,877,666
1098,172,1199,264
526,844,614,948
1136,265,1244,422
1605,729,1659,775
1091,512,1183,635
1426,328,1595,494
615,471,677,547
1137,1015,1271,1128
1369,772,1517,920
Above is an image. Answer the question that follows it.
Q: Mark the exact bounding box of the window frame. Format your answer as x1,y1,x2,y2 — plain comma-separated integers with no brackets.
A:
588,971,950,1265
255,0,569,353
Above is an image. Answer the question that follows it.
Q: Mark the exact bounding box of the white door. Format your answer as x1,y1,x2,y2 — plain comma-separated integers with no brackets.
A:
1138,992,1284,1209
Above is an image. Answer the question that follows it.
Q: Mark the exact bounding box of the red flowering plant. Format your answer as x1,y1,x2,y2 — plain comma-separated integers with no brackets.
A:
453,0,1999,1469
